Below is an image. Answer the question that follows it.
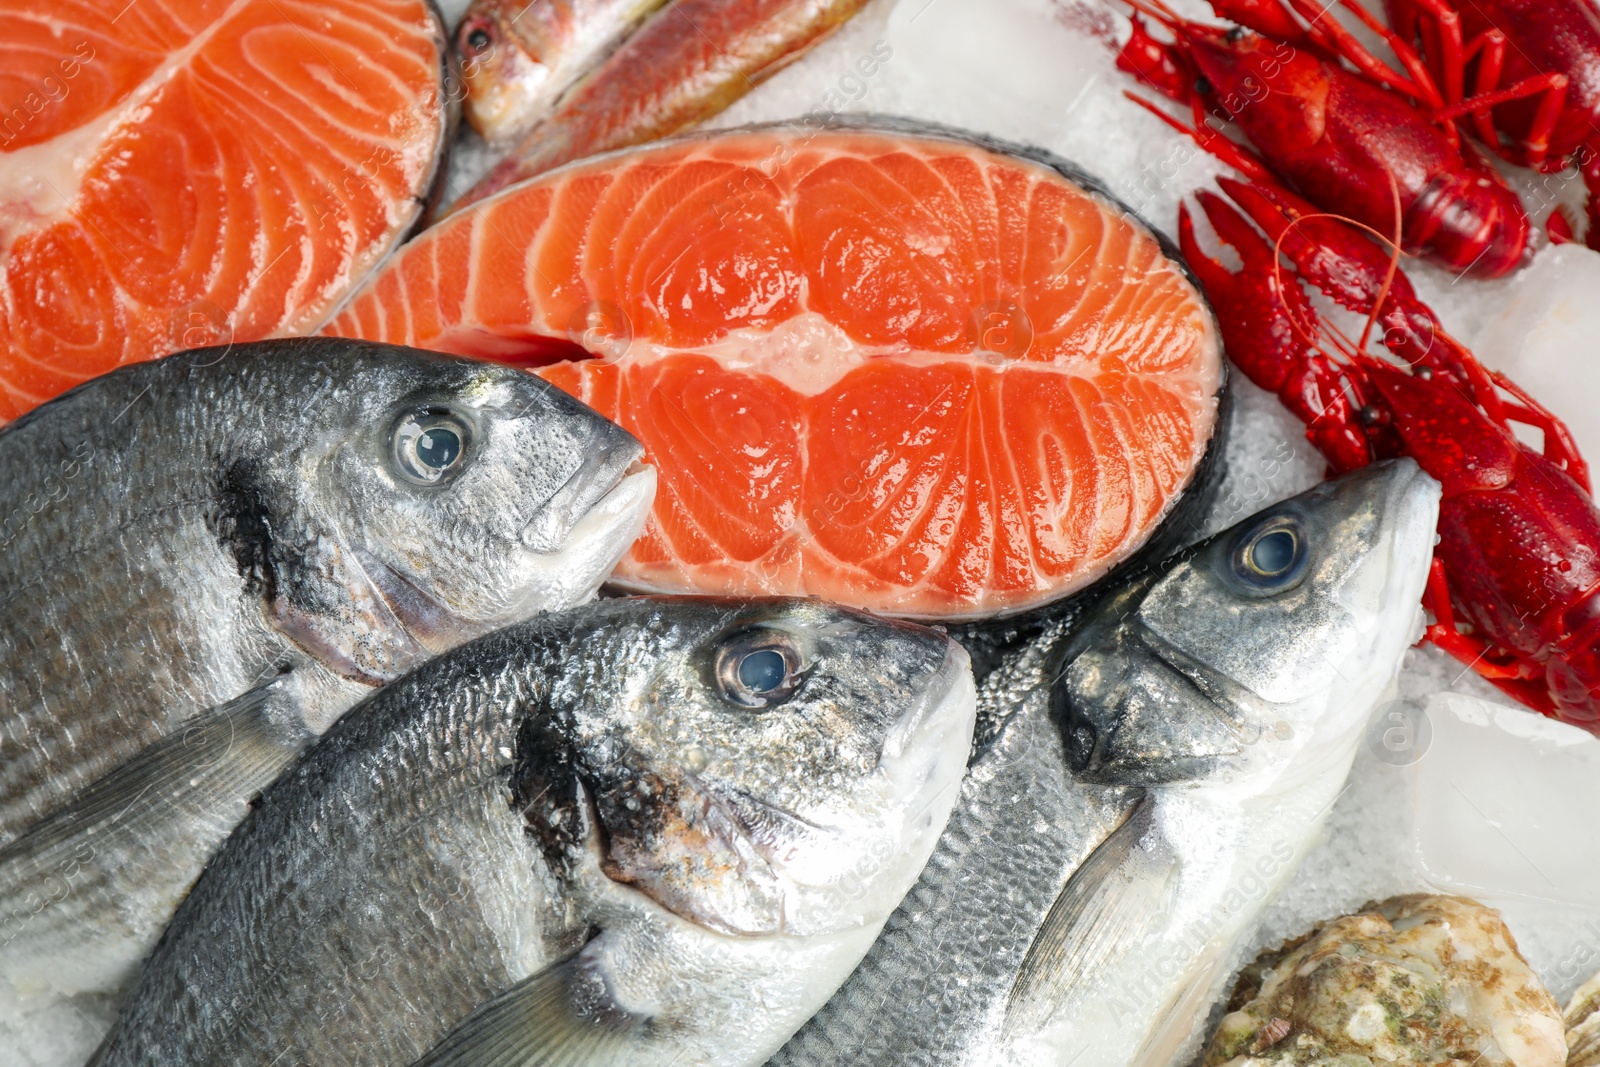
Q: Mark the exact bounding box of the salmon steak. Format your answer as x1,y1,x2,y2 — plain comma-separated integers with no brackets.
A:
0,0,451,422
327,124,1225,619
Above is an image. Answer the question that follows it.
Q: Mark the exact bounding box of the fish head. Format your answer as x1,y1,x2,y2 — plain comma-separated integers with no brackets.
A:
1057,459,1440,788
247,341,652,690
514,597,977,939
455,1,562,143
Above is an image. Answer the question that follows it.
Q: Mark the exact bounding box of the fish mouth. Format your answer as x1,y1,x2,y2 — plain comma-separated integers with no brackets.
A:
354,456,654,653
874,642,979,851
522,423,647,553
882,642,979,770
518,462,655,602
1374,458,1441,584
1062,630,1249,785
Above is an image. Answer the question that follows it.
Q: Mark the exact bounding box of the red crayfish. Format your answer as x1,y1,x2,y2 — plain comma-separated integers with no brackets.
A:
1180,174,1600,726
1382,0,1600,247
1116,0,1533,276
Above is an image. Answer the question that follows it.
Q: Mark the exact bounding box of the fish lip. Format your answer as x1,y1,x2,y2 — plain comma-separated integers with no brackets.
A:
491,462,655,624
1377,457,1439,540
521,429,647,553
881,641,976,767
535,462,656,564
353,461,653,651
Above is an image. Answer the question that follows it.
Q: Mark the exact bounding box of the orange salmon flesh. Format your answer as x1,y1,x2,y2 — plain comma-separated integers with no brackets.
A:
326,126,1224,619
0,0,449,421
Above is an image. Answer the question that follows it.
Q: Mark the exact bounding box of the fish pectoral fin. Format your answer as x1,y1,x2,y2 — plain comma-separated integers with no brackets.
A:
0,678,308,992
1001,793,1177,1042
1129,941,1227,1067
412,949,645,1067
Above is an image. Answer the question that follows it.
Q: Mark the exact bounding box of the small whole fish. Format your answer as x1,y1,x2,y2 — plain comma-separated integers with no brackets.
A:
771,459,1440,1067
455,0,672,145
0,337,654,997
90,596,978,1067
457,0,873,208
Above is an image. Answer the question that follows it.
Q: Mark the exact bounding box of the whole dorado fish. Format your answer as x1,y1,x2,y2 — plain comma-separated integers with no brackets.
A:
0,338,654,997
90,596,978,1067
457,0,873,208
455,0,672,144
771,458,1441,1067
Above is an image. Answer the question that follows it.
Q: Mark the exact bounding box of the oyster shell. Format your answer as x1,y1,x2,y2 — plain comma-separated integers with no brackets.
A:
1565,968,1600,1065
1203,894,1565,1067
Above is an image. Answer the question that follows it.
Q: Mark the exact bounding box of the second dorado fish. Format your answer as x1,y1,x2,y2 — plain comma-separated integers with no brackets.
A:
90,596,978,1067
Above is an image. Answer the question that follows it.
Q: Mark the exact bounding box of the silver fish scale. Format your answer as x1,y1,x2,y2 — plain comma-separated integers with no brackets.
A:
92,628,564,1067
0,357,321,842
769,619,1136,1066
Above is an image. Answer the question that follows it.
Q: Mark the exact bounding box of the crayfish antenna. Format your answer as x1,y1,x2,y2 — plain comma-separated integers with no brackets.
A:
1120,93,1277,184
1119,0,1186,31
1214,176,1440,362
1185,192,1376,473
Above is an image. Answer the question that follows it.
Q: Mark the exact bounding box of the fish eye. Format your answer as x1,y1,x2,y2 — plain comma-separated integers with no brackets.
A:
714,630,804,709
391,410,471,485
460,19,494,55
1229,516,1308,592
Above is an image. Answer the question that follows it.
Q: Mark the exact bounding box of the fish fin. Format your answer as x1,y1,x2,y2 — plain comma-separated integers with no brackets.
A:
1001,793,1176,1041
1130,941,1227,1067
412,948,644,1067
0,678,307,992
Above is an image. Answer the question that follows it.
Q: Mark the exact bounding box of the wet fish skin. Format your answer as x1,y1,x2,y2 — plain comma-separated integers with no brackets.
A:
457,0,873,208
455,0,672,144
771,459,1441,1067
0,337,653,996
768,614,1139,1066
90,596,978,1067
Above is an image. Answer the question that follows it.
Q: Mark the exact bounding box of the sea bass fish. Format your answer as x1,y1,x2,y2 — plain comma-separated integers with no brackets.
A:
0,337,654,997
90,596,978,1067
457,0,873,208
771,458,1441,1067
455,0,671,145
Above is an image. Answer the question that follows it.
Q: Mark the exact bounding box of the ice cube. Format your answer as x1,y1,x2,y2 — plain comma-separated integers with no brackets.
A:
1471,243,1600,464
1402,693,1600,999
1410,692,1600,907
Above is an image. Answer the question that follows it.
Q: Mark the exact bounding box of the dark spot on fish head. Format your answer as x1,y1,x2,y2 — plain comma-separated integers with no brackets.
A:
209,456,277,601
